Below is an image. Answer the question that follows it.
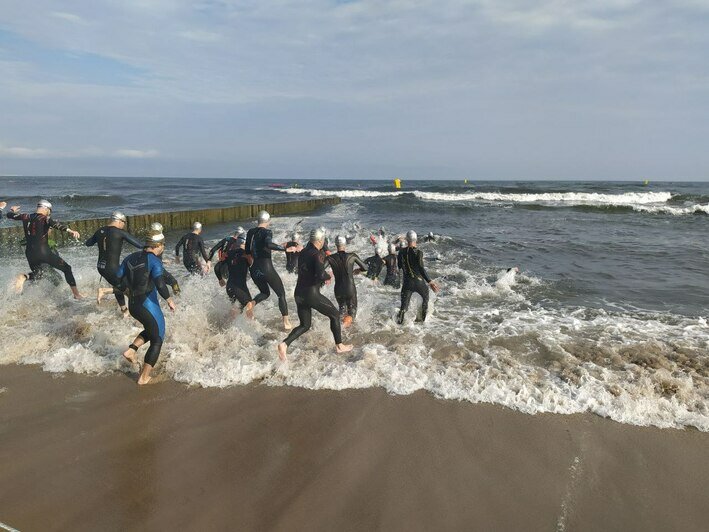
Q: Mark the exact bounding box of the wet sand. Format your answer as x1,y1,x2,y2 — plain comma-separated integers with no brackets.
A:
0,365,707,532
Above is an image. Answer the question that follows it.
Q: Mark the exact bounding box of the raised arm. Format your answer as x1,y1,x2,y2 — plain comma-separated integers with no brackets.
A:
85,229,100,247
208,238,227,261
265,230,285,252
121,230,143,249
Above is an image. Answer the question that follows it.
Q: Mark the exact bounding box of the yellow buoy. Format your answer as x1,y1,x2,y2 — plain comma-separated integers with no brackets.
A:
643,179,649,186
464,178,468,184
394,178,402,189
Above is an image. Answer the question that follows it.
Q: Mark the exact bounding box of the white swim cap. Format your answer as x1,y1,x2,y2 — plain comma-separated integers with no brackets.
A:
150,222,163,233
406,230,417,243
192,222,202,231
146,233,165,246
257,211,270,224
310,227,326,243
335,235,347,247
37,199,52,210
375,246,384,256
111,211,127,223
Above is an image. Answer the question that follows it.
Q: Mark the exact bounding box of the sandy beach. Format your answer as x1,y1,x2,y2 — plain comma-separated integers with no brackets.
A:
0,365,706,531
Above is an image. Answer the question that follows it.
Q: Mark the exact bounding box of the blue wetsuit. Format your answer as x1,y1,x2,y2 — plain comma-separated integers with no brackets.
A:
117,251,170,366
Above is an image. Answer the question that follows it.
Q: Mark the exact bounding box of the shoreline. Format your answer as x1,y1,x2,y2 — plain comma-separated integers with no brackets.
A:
1,364,707,531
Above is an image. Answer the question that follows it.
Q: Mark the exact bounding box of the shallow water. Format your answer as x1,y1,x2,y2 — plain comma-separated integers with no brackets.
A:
1,177,708,430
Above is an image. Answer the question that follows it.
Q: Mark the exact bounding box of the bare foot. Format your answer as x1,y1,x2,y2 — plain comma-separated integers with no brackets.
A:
245,301,255,320
14,274,27,294
343,315,353,328
71,287,84,300
277,342,288,362
122,348,137,365
121,306,130,319
335,343,354,354
97,287,112,304
138,364,153,385
283,316,292,331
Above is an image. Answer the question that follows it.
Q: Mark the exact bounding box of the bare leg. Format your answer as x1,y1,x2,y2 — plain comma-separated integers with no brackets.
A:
343,315,353,328
138,363,154,385
97,287,113,304
335,343,353,353
120,306,130,318
14,274,28,294
71,286,83,300
283,315,292,331
277,342,288,362
245,301,255,320
122,336,145,365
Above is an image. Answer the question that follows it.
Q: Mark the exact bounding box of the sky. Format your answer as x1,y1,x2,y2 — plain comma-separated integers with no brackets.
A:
0,0,708,180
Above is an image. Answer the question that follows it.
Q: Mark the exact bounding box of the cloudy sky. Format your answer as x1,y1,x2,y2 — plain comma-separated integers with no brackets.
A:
0,1,707,179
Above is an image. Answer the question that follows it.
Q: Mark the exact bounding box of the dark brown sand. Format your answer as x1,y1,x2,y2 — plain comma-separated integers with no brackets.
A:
0,365,707,532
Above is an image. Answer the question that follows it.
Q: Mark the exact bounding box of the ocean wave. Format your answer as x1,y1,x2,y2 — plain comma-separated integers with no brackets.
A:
277,187,674,207
0,235,707,432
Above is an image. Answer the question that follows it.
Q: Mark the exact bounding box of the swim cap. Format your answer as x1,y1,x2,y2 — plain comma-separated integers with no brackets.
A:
428,232,434,238
335,235,347,247
399,240,407,249
310,227,325,243
146,233,165,246
257,211,270,224
111,211,127,223
150,222,164,232
388,243,397,255
192,222,202,231
406,230,417,243
236,236,246,246
236,226,245,235
375,246,384,256
37,199,52,210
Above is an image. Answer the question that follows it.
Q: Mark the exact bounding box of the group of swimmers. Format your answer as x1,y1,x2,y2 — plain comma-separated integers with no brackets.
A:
1,200,439,385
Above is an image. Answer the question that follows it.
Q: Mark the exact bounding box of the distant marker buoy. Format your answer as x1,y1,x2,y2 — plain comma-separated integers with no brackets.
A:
643,179,650,186
394,178,402,189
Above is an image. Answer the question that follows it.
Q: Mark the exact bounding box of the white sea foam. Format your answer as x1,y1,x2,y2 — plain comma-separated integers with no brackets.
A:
0,221,707,432
277,187,674,207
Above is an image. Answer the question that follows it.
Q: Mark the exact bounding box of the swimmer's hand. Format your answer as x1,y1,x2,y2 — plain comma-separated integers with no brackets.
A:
204,260,211,273
10,205,20,213
167,298,176,312
69,229,80,240
0,201,6,210
429,281,440,293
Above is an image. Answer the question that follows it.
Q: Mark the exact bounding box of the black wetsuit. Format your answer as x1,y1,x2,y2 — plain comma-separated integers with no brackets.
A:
209,236,240,281
7,211,76,286
327,250,367,318
225,247,253,308
283,243,342,346
397,246,432,323
245,226,289,316
383,253,400,288
285,241,300,273
175,232,209,274
85,225,142,307
364,254,384,280
117,251,170,366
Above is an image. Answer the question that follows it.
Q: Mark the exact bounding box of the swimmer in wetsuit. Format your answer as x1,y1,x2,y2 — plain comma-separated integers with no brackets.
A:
245,210,300,330
423,232,436,242
383,243,401,288
208,227,245,286
7,200,83,299
396,230,439,324
117,231,176,385
224,235,255,318
86,211,142,315
326,235,367,327
175,222,211,275
285,232,301,274
364,247,385,281
277,228,353,362
149,222,181,296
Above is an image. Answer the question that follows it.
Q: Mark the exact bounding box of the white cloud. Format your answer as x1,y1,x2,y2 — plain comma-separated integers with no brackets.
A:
50,11,88,25
0,143,158,159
